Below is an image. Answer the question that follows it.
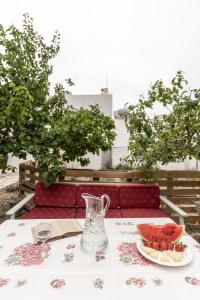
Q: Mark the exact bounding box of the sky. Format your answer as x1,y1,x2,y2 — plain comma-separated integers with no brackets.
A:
1,0,200,111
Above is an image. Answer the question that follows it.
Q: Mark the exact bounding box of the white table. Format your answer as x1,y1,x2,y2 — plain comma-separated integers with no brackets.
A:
0,218,200,300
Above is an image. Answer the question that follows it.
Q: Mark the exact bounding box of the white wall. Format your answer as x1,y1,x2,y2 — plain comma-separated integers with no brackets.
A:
113,118,129,147
7,153,33,170
158,159,199,171
112,118,129,167
66,153,102,170
112,146,200,170
112,146,128,168
66,93,113,116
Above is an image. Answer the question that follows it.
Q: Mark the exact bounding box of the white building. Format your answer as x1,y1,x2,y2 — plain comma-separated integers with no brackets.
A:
66,88,112,117
112,116,129,168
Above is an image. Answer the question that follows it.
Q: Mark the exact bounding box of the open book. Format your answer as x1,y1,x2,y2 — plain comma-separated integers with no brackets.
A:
32,219,83,244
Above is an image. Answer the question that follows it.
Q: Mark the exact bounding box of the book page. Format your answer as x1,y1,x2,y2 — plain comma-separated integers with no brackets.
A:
54,219,83,236
32,219,83,244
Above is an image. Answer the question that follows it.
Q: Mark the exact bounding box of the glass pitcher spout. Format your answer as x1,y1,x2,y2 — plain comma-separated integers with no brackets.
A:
80,193,110,254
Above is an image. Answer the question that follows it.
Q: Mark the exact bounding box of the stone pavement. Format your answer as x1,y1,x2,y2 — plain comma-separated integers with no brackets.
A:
0,172,19,189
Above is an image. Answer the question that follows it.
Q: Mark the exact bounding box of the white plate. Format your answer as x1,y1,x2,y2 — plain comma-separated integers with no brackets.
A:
137,241,193,267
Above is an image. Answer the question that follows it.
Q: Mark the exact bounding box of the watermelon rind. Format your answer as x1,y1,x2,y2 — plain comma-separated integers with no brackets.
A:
136,223,185,243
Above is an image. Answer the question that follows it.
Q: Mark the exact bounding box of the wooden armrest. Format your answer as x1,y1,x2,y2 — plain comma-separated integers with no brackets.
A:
160,195,188,224
6,193,35,219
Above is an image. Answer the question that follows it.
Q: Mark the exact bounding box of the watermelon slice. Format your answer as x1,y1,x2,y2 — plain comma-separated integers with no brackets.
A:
137,223,184,243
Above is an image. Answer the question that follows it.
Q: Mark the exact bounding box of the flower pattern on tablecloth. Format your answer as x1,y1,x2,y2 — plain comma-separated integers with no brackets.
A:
66,244,76,249
51,279,66,289
15,279,27,288
117,242,150,266
116,222,134,226
152,278,163,286
63,252,74,263
7,232,16,237
0,278,10,287
119,231,137,236
93,278,104,289
126,277,146,288
5,243,51,266
18,223,25,226
0,245,3,250
95,251,105,262
185,277,200,286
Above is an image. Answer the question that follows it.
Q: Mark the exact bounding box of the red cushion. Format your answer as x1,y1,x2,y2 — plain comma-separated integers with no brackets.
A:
34,182,77,207
121,208,168,218
106,209,122,218
23,207,167,219
119,184,160,208
23,207,76,219
75,208,122,218
77,184,119,208
75,208,86,218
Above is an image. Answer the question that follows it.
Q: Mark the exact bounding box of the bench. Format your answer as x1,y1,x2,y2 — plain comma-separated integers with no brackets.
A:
6,182,188,224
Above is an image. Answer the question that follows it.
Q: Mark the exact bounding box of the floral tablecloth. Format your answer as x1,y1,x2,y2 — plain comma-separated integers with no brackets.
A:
0,218,200,300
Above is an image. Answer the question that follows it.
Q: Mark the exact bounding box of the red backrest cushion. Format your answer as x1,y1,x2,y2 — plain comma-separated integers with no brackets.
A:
77,183,119,208
119,184,160,208
34,182,77,207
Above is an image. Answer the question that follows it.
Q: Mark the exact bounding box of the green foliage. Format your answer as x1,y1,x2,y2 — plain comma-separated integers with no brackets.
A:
125,71,200,169
0,14,60,99
0,14,116,185
0,13,60,170
0,82,33,170
115,163,132,170
25,87,116,185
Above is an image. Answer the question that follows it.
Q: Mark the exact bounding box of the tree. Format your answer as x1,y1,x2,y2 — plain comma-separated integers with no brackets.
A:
124,71,200,169
23,84,116,185
0,13,60,171
0,14,116,184
0,82,33,171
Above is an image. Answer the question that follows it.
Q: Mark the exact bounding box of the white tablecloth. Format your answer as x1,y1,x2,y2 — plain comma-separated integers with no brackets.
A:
0,218,200,300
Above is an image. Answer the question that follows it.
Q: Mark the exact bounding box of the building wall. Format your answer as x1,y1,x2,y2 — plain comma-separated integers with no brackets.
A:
113,118,129,148
112,146,128,168
101,150,112,169
8,153,33,170
66,153,102,170
158,159,199,171
66,93,113,116
112,118,129,167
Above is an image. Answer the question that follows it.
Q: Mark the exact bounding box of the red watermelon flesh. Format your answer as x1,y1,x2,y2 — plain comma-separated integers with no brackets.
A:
137,223,184,243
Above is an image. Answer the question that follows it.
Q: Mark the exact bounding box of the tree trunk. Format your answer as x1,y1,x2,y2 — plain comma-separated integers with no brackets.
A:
1,154,8,174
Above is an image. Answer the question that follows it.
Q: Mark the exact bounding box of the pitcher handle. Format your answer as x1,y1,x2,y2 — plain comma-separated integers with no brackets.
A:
102,194,110,215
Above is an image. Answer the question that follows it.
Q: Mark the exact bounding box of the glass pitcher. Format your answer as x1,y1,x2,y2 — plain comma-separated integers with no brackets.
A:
80,193,110,254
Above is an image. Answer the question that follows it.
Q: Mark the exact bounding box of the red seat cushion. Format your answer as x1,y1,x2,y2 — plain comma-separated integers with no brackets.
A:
119,184,160,208
75,208,86,218
106,208,122,218
23,207,76,219
121,208,168,218
34,182,77,207
77,184,119,208
75,208,122,218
